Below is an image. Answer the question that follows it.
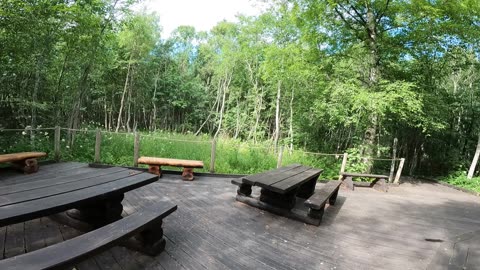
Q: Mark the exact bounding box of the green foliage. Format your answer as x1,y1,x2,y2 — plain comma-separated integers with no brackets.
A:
2,0,480,186
441,172,480,194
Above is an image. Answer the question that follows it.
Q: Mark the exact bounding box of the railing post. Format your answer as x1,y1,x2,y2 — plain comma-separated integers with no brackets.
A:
133,131,140,167
54,126,61,162
389,138,398,183
210,138,217,173
394,158,405,184
338,153,348,180
94,129,102,163
277,146,284,168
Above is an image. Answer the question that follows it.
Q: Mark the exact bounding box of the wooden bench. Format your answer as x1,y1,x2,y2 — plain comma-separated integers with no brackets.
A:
0,152,47,173
0,202,177,270
341,172,389,192
304,180,342,224
138,157,204,181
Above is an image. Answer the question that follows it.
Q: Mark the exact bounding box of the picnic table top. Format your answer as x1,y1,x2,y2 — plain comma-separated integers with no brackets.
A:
242,164,322,194
0,164,158,227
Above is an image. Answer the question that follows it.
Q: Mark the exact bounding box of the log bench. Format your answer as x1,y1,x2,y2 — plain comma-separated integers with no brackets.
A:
0,202,177,270
232,164,344,226
0,152,47,173
138,157,204,181
340,172,389,192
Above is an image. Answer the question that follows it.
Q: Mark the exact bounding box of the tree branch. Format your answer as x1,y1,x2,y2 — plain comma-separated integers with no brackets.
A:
376,0,391,24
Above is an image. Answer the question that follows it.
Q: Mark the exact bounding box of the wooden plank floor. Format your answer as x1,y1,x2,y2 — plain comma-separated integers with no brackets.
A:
1,163,480,269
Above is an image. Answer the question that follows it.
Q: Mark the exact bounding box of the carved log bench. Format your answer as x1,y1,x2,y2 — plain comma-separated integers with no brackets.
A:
138,157,204,181
304,180,342,224
0,202,177,269
0,152,47,174
340,172,389,192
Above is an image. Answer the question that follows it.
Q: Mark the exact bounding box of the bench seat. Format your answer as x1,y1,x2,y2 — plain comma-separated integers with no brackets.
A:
138,156,204,181
304,180,342,223
0,152,47,173
0,202,177,270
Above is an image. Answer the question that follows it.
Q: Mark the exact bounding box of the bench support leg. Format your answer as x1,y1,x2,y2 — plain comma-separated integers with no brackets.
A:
12,158,38,174
148,165,162,177
342,176,354,191
329,188,339,205
129,220,167,256
182,167,195,181
307,206,325,224
237,183,252,196
373,178,388,192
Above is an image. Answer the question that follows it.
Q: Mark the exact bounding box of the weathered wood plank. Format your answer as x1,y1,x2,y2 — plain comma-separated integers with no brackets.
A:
0,203,177,270
0,172,158,226
0,167,128,196
4,222,25,258
243,164,306,187
270,168,322,194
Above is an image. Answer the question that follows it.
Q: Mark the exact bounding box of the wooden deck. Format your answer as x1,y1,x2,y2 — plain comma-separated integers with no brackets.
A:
1,162,480,269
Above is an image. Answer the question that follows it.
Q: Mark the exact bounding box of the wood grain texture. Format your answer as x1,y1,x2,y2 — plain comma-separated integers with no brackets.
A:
0,152,47,163
0,203,177,270
138,157,204,168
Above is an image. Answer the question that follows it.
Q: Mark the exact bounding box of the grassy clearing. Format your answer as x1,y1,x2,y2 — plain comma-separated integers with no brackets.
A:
0,129,392,180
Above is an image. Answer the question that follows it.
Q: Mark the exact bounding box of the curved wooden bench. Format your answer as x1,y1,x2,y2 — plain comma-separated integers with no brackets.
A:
0,202,177,270
0,152,47,174
138,157,204,181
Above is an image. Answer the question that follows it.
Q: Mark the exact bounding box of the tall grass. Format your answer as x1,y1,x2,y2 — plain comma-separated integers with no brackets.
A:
0,128,383,179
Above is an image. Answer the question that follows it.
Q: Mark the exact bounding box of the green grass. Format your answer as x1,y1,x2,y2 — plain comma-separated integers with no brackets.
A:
440,172,480,194
0,128,388,180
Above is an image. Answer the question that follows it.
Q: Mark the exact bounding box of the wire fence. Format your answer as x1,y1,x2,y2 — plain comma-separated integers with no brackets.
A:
0,127,405,180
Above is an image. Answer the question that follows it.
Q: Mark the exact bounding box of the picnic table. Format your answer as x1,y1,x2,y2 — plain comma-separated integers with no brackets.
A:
0,166,158,227
232,164,342,225
0,163,177,268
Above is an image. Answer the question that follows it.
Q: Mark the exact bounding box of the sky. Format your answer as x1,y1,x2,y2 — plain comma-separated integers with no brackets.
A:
137,0,266,37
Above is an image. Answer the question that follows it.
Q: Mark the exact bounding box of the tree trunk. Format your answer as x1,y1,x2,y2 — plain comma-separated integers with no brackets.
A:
274,80,282,153
467,134,480,179
214,72,231,138
289,88,294,152
115,60,132,132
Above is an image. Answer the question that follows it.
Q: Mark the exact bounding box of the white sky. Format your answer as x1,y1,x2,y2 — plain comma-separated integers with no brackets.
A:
137,0,266,37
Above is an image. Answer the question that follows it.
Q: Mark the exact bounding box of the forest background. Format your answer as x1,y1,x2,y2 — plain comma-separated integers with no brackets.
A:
1,0,480,191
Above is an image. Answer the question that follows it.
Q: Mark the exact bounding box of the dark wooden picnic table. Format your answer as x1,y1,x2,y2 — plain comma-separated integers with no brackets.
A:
0,166,159,227
235,164,323,210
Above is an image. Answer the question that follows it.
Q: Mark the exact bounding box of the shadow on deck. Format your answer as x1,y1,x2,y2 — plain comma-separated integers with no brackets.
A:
1,162,480,270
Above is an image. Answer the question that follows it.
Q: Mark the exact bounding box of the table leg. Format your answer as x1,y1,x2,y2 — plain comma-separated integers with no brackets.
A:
67,194,124,227
297,177,318,199
259,188,296,210
237,183,252,196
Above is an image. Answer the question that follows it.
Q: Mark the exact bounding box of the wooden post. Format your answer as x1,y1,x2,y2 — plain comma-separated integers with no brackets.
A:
210,138,217,173
338,153,348,180
94,129,102,163
133,131,140,167
54,126,61,162
393,158,405,184
277,146,284,168
389,138,398,183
